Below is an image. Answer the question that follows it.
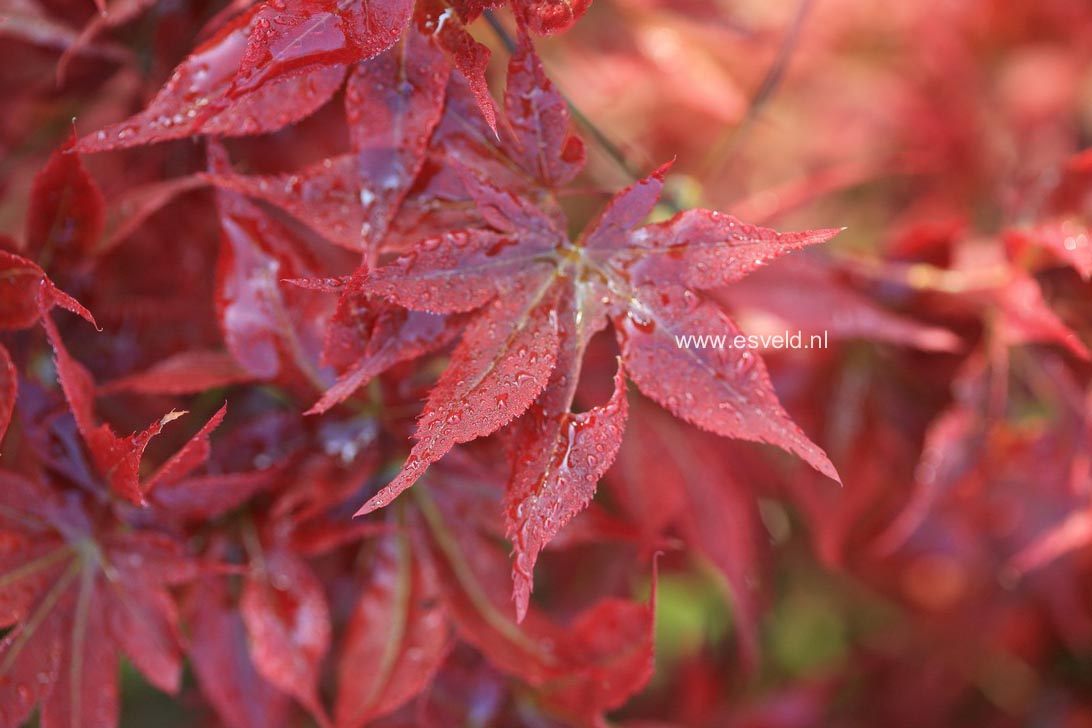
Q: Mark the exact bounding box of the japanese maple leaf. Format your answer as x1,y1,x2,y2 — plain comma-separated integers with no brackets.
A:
301,272,463,415
0,262,93,462
75,0,589,154
206,25,582,259
428,31,585,201
900,241,1090,359
351,157,840,617
303,31,583,417
144,443,356,728
0,243,96,455
185,573,292,728
0,250,98,332
208,142,336,388
0,471,199,728
39,300,228,506
415,0,593,131
184,443,383,728
205,26,450,255
514,0,593,34
410,459,656,723
0,376,247,728
873,315,1085,560
239,542,332,727
78,0,415,152
415,0,498,132
99,350,252,396
334,507,452,728
24,132,105,272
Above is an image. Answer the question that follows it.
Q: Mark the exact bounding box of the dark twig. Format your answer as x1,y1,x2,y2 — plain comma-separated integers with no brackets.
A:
483,9,517,52
703,0,815,179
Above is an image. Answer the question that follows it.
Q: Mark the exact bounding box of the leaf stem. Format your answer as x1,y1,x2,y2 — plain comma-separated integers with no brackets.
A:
0,544,75,590
0,559,81,676
412,484,551,660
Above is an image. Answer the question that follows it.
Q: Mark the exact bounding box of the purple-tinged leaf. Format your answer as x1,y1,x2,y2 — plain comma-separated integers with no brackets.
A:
416,0,497,132
582,163,672,252
241,546,331,726
100,350,251,395
501,30,585,187
615,282,840,483
505,362,627,622
361,229,556,314
358,290,560,515
335,519,451,727
25,133,105,266
79,0,413,152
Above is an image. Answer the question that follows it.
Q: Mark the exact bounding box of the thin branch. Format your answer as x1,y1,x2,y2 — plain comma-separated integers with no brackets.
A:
702,0,815,180
482,9,516,53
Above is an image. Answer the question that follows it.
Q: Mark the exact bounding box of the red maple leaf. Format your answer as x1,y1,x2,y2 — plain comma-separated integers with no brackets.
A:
340,92,841,615
0,471,200,728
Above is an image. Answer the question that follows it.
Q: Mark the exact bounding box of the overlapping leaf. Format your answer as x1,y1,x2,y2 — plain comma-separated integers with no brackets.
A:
335,510,451,727
205,26,449,253
412,464,655,723
79,0,414,152
40,303,227,505
0,250,97,331
25,133,105,270
186,575,292,728
305,272,461,414
209,143,334,385
0,471,199,728
74,0,592,157
241,544,331,726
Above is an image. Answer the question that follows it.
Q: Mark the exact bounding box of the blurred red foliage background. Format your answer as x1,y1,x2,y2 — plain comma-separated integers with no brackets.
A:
2,0,1092,726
